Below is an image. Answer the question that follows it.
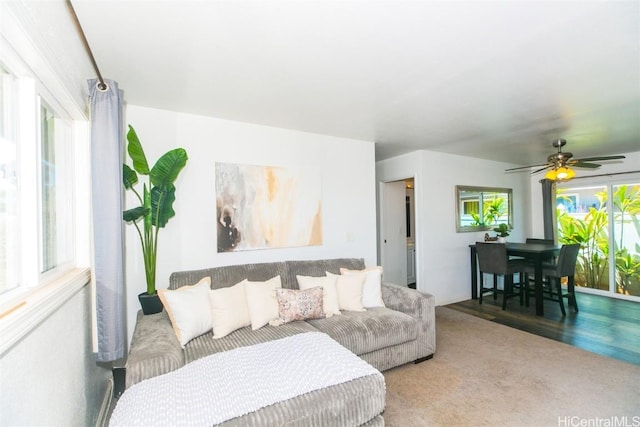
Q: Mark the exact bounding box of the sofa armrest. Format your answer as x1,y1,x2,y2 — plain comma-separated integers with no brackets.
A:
125,310,185,388
381,282,436,360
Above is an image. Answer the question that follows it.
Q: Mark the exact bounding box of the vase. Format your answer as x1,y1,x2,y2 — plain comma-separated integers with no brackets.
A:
497,237,507,243
138,292,163,315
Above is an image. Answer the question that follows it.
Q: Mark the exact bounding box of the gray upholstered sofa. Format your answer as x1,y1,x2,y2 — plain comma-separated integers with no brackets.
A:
124,258,436,426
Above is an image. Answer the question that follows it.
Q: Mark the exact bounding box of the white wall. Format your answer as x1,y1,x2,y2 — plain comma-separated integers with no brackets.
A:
124,105,378,340
0,285,110,426
376,150,531,305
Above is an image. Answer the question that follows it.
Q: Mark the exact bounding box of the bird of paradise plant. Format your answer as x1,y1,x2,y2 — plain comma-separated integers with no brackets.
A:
122,125,188,296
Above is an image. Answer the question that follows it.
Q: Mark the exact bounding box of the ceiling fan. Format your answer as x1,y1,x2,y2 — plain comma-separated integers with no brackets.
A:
505,139,626,181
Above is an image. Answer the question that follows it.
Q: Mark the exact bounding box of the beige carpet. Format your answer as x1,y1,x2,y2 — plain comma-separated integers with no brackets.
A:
383,307,640,426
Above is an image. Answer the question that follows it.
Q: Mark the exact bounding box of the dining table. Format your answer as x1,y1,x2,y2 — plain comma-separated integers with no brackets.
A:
469,242,562,316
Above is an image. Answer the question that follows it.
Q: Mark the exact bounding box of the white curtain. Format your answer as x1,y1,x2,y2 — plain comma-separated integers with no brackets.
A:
88,78,126,362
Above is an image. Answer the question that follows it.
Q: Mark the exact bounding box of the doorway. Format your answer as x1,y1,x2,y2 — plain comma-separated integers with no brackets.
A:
379,177,416,288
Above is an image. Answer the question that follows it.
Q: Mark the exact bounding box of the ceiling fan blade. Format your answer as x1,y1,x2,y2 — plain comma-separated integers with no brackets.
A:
505,163,549,172
570,170,640,180
570,161,601,169
503,141,627,175
573,155,626,162
531,165,551,174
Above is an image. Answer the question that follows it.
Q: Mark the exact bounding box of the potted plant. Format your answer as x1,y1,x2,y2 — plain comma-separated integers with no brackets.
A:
123,125,188,314
493,223,511,243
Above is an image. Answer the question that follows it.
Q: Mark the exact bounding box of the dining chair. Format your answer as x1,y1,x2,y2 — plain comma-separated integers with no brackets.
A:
476,242,529,310
523,238,557,296
523,243,581,315
525,238,554,245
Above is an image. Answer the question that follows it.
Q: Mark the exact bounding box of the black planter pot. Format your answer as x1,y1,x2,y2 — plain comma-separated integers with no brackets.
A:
138,292,164,315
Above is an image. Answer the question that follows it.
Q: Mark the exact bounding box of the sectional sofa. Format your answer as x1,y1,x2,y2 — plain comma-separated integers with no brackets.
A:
121,258,436,426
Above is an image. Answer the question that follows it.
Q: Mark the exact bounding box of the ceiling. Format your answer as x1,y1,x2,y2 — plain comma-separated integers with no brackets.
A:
72,0,640,165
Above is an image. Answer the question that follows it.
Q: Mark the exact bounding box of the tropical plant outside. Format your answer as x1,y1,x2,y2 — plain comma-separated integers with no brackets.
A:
612,184,640,295
557,184,640,297
470,196,508,226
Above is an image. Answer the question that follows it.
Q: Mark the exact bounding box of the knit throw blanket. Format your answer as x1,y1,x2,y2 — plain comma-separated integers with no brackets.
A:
110,332,382,426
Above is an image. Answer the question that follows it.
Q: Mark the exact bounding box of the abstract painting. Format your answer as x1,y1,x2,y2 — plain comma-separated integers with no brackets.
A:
215,162,322,252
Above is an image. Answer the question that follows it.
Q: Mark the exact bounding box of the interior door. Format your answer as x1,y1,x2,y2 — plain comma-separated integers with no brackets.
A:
380,180,407,286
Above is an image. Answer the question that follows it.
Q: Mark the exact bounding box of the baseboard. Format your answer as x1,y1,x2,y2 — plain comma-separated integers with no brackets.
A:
95,378,113,427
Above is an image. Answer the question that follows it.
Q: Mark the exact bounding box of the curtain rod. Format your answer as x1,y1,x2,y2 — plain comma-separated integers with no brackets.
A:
66,0,108,92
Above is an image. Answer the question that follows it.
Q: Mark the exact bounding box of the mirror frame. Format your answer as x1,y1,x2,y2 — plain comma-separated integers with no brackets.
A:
455,185,513,233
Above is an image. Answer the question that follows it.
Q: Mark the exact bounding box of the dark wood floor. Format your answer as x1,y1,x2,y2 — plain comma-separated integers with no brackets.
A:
446,291,640,366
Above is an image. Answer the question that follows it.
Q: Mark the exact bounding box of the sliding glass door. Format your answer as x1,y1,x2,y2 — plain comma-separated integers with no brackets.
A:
557,182,640,299
612,184,640,297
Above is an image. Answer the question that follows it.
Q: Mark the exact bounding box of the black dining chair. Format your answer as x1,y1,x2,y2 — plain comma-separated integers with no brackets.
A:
476,242,529,310
525,238,554,245
523,238,557,295
523,243,581,315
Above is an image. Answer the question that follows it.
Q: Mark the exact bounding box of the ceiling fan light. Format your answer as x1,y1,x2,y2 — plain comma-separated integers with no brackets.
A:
555,167,575,180
544,169,557,180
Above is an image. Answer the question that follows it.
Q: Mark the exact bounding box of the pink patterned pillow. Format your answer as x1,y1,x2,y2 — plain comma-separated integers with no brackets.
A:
273,287,325,324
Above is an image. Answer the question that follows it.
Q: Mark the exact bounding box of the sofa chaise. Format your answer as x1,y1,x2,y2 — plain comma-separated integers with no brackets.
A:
121,258,436,426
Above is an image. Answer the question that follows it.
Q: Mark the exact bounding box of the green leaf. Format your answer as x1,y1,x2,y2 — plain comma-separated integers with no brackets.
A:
150,148,188,189
121,123,189,295
123,164,138,190
143,184,152,232
151,185,176,228
127,125,150,175
123,206,148,222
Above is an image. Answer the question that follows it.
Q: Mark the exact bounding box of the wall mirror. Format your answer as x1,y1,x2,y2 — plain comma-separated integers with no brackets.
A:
455,185,513,232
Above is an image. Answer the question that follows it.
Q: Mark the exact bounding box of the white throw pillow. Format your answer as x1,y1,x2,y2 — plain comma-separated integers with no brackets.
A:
244,275,282,330
209,281,251,339
327,272,366,312
157,277,213,348
340,267,385,308
297,274,341,317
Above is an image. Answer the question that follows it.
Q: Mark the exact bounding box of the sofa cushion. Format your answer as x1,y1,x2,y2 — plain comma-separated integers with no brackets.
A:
183,321,319,364
306,307,418,355
126,310,186,388
284,258,366,289
169,261,290,290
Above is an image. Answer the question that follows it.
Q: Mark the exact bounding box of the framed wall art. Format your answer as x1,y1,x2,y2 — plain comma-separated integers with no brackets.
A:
215,162,323,252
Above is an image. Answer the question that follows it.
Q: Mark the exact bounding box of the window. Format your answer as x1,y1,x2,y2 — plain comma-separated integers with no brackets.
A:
0,64,75,299
463,200,480,215
0,66,19,294
39,101,73,275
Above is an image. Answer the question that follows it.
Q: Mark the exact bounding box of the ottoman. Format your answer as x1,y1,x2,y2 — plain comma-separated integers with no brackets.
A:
111,333,386,426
